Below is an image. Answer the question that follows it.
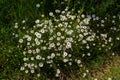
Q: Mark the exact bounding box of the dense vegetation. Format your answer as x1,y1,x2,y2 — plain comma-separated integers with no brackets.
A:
0,0,120,79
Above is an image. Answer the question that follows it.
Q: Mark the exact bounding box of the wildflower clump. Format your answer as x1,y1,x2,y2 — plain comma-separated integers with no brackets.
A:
12,7,118,79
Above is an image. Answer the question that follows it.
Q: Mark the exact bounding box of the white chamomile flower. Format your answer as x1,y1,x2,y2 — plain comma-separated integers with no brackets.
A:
42,46,47,50
41,14,44,17
37,74,40,77
79,34,83,38
55,73,59,77
116,37,120,40
66,42,72,49
83,73,86,78
22,20,26,23
28,50,32,54
49,43,55,48
81,14,85,18
31,69,35,73
55,9,60,13
96,17,99,20
20,67,25,71
57,37,60,41
63,59,68,63
56,69,60,74
23,57,28,61
77,60,81,64
36,3,40,8
51,53,55,58
112,52,115,56
36,48,40,53
68,62,72,66
57,32,61,36
39,63,43,67
86,70,89,73
14,25,18,29
19,39,23,43
82,40,87,44
63,51,68,57
87,53,91,56
40,29,45,33
35,19,40,24
31,57,34,60
25,70,28,73
27,36,32,41
35,32,41,38
36,55,41,60
49,12,54,17
86,45,90,49
23,26,25,29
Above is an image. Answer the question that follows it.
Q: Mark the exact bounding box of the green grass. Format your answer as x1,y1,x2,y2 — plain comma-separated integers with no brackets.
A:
0,0,120,79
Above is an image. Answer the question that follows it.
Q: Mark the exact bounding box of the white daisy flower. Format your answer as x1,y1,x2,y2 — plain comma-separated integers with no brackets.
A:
36,4,40,8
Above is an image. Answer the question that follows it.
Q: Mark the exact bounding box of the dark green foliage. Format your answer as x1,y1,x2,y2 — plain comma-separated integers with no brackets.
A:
0,0,119,79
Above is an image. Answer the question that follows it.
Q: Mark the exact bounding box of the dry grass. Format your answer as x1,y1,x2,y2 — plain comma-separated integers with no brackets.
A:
89,55,120,80
63,55,120,80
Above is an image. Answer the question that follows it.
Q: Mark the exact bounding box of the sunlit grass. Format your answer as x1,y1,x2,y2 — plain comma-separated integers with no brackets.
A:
88,55,120,80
